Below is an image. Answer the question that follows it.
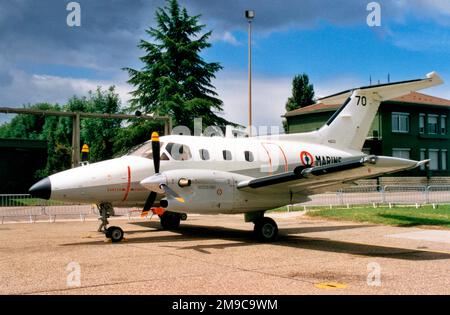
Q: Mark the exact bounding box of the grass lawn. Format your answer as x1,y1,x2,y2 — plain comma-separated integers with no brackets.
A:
306,205,450,228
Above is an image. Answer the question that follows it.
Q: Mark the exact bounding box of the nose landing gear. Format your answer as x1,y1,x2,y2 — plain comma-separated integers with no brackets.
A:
97,203,123,243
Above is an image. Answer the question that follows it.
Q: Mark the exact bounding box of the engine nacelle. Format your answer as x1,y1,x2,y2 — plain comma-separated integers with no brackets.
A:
157,169,252,213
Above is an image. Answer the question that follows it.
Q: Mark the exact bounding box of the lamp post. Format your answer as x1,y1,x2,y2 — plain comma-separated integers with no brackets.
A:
245,10,255,136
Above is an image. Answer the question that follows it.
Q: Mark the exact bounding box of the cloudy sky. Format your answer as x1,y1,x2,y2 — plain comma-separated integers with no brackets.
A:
1,0,450,129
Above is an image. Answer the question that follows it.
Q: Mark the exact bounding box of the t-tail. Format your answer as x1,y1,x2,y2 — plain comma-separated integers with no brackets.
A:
290,72,443,152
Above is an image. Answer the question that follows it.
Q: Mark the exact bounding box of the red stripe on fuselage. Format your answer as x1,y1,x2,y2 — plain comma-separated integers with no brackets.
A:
122,166,131,202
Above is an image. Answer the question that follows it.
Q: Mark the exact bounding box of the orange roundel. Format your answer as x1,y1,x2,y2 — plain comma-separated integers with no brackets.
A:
300,151,314,166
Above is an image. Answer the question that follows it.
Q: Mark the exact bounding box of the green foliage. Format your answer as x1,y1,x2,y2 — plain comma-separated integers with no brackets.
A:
0,87,124,178
76,87,123,162
113,119,163,157
285,74,315,112
124,0,232,130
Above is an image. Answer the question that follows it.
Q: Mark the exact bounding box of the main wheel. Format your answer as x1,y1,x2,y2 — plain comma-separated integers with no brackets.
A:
106,226,124,243
160,212,181,230
254,217,278,242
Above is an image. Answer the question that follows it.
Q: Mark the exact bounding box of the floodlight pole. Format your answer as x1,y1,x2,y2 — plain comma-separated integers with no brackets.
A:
246,10,254,136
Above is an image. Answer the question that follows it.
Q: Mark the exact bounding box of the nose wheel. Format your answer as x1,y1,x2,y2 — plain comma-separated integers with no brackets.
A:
97,203,124,243
105,226,124,243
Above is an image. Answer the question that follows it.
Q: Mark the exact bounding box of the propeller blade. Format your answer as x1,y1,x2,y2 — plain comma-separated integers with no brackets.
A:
143,191,157,211
161,184,185,203
141,132,161,213
151,132,160,173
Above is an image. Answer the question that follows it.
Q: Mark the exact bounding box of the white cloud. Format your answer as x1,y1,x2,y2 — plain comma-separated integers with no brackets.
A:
210,31,241,45
0,70,132,108
214,72,291,131
214,71,364,132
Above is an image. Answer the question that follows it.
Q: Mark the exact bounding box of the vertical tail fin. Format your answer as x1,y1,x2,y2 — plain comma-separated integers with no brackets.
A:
315,72,443,151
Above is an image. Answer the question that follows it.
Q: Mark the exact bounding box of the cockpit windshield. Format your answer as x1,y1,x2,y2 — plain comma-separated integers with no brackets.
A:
127,141,191,161
127,141,163,159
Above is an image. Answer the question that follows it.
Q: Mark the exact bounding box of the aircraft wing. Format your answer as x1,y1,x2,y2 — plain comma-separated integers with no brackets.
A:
237,155,427,195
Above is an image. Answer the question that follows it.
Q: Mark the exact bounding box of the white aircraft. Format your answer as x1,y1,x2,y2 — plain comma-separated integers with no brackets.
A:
29,72,443,242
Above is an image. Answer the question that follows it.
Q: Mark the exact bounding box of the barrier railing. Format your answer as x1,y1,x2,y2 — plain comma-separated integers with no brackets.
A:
300,185,450,208
2,184,450,222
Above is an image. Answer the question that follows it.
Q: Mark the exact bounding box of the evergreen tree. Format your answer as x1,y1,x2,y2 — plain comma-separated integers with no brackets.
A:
124,0,231,130
285,74,315,112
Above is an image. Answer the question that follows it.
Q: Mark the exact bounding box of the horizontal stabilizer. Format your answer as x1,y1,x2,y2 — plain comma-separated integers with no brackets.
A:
318,71,443,105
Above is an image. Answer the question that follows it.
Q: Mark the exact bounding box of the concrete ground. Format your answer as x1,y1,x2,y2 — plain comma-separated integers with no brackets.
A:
1,212,450,295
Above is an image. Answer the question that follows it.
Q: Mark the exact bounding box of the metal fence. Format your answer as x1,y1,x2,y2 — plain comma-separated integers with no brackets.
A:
301,185,450,208
1,185,450,222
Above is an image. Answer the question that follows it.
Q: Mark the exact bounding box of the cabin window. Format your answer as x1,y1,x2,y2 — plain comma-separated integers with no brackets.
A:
166,143,192,161
244,151,254,162
199,149,210,161
223,150,232,161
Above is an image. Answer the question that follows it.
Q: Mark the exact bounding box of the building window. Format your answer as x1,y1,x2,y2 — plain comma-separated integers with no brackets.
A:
419,114,425,134
199,149,210,161
428,114,438,134
441,115,447,135
223,150,232,161
442,150,447,171
392,148,410,159
244,151,254,162
429,149,439,170
392,112,409,133
420,149,426,170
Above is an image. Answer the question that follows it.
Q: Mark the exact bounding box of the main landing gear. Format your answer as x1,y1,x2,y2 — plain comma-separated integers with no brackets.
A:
246,211,279,242
159,211,187,230
97,203,124,243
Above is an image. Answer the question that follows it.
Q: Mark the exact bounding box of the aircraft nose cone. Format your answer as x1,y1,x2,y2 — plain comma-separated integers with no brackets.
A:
29,177,51,200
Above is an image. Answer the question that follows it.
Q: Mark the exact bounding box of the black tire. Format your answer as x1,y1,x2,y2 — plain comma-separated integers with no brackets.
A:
180,213,188,221
160,212,181,230
254,217,278,242
107,226,124,243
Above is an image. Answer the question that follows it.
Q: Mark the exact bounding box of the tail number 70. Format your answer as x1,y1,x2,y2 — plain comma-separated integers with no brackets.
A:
355,96,367,106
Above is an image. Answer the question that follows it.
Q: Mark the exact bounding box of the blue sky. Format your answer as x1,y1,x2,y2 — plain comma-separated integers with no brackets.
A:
1,0,449,128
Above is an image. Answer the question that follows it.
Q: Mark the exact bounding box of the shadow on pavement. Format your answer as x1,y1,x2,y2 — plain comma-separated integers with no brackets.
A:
61,220,450,261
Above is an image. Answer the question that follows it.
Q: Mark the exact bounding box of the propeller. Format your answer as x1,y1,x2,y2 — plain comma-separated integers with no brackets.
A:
142,132,161,212
141,132,186,214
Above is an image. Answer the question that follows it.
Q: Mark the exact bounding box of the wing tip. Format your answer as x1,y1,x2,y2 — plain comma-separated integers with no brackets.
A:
426,71,444,85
